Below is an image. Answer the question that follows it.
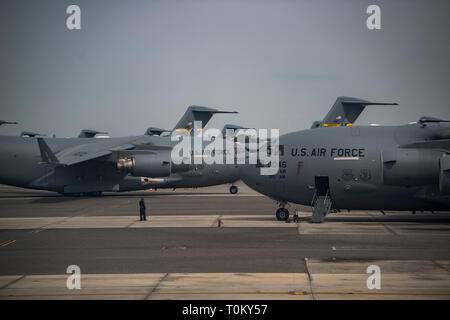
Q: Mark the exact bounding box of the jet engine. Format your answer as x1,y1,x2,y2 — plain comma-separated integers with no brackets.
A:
439,155,450,195
117,153,171,178
382,148,443,187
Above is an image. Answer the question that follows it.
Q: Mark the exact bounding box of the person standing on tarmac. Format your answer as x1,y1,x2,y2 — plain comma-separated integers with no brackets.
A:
139,198,147,221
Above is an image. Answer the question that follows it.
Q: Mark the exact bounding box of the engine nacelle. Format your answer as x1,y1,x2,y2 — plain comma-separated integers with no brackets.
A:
117,153,171,178
439,155,450,195
382,148,442,187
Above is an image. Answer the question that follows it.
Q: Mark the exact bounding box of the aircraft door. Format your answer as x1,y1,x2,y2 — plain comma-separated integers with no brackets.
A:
314,176,330,196
312,176,332,223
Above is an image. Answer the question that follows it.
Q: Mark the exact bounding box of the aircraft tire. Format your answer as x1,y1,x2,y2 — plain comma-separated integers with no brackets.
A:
276,208,289,221
229,186,238,194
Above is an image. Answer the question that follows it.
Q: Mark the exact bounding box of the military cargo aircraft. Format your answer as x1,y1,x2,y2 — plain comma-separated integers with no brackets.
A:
0,106,240,195
240,96,450,222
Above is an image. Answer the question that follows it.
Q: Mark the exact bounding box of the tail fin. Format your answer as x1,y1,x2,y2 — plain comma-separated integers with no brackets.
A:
312,96,398,128
172,106,238,132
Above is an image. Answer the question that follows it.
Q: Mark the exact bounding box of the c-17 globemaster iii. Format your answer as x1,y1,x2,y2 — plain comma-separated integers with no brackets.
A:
240,96,450,222
0,106,241,195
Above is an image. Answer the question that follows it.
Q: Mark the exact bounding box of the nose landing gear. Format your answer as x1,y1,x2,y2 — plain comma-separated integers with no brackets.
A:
275,207,289,221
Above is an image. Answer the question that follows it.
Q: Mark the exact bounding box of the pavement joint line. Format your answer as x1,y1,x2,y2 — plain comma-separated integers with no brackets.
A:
29,212,108,232
30,228,45,234
432,260,450,273
303,258,315,300
381,223,397,235
144,273,168,300
0,275,25,290
32,215,77,231
0,240,16,247
125,220,140,228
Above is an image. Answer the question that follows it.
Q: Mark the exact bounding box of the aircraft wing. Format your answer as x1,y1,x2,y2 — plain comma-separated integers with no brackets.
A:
37,138,135,166
311,96,398,128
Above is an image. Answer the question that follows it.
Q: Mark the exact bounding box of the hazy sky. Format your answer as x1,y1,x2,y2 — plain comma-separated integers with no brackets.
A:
1,0,449,137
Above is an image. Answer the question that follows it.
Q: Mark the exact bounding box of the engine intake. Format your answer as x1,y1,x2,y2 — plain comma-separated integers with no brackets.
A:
117,153,171,178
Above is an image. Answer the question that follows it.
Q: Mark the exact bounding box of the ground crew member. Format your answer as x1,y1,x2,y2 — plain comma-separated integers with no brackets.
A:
293,211,299,223
139,198,147,221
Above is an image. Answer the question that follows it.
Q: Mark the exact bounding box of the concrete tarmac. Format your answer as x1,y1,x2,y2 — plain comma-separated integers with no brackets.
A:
0,184,449,299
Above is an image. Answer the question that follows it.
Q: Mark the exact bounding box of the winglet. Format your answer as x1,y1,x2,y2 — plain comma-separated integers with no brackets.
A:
37,138,59,164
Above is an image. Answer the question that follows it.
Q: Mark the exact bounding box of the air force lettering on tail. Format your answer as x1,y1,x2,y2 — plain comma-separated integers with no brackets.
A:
241,96,450,223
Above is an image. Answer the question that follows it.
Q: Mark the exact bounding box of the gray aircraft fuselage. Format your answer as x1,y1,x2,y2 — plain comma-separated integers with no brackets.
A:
0,135,239,194
241,122,450,212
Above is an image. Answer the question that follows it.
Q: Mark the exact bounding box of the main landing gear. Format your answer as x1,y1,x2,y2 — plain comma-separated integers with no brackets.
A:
229,185,238,194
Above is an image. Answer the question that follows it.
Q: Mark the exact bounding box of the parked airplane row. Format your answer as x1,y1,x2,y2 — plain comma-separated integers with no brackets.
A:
2,97,449,222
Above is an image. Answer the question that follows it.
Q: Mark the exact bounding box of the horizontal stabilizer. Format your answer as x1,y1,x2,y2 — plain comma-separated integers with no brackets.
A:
78,129,108,138
144,127,169,136
0,120,18,126
314,96,398,128
21,131,45,138
173,106,238,131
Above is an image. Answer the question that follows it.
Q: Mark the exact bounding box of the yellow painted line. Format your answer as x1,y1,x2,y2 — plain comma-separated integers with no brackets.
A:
31,228,45,234
0,240,16,247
